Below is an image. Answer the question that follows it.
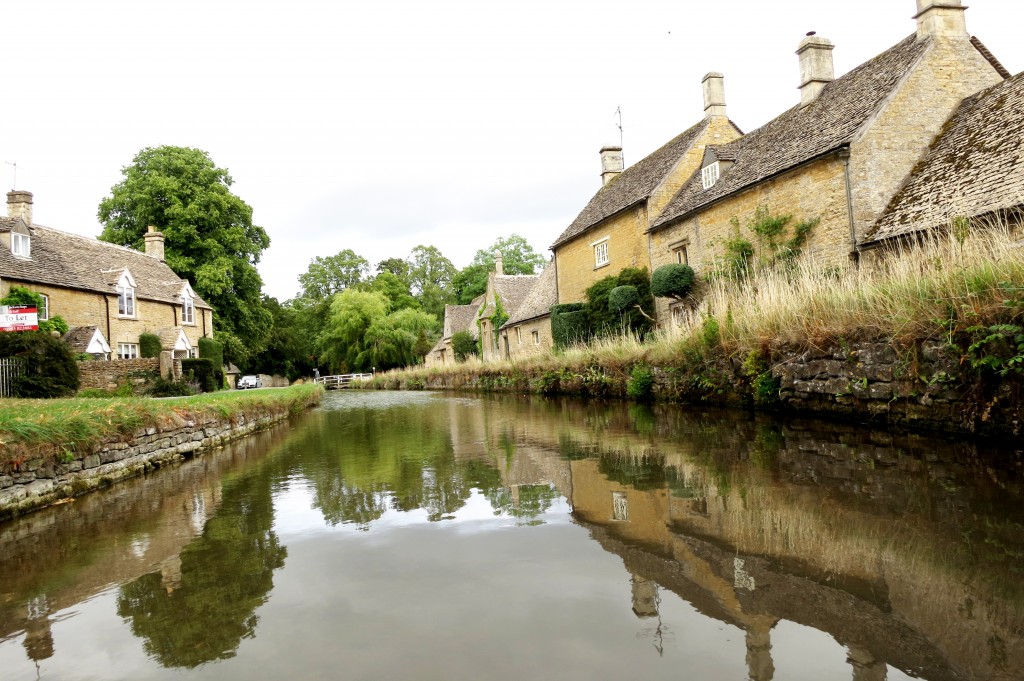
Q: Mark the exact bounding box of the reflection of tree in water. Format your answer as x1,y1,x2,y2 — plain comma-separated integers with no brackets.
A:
115,475,286,669
296,406,553,526
483,484,560,523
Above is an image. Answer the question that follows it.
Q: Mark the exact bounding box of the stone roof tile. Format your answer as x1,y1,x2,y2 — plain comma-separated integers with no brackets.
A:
503,263,557,327
651,34,930,230
866,70,1024,244
0,224,211,308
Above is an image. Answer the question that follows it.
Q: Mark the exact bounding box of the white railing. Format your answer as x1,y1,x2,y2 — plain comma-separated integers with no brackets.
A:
0,357,25,398
313,373,374,389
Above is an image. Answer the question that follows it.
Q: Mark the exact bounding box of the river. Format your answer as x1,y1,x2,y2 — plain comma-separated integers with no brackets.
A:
0,391,1021,680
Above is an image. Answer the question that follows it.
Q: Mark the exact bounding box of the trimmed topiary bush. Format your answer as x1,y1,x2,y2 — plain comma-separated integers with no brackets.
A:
0,330,80,398
139,333,163,359
181,358,222,393
198,337,223,370
651,263,696,300
608,285,640,313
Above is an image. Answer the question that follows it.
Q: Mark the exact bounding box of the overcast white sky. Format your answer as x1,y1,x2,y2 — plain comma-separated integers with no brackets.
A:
5,0,1022,301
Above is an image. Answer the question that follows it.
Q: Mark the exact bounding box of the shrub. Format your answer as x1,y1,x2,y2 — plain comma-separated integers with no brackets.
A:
626,364,654,401
139,333,163,358
181,358,222,393
550,303,589,349
148,377,195,397
198,337,224,370
0,286,68,335
651,264,696,299
0,330,80,398
585,267,654,338
608,285,640,313
451,330,478,362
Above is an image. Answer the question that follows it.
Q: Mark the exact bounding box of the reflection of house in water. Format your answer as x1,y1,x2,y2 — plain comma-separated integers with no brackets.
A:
466,396,1023,681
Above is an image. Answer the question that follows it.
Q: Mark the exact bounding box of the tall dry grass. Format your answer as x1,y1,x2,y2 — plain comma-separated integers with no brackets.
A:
382,223,1024,383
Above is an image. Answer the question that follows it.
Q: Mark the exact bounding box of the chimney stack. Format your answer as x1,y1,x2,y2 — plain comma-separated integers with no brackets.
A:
144,225,166,261
6,190,33,226
914,0,967,39
797,32,835,107
600,146,624,186
702,72,727,119
494,250,504,276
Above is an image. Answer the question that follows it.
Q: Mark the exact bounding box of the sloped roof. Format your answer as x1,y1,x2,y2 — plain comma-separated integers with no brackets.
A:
63,326,105,354
503,262,557,327
651,34,931,230
553,118,735,248
0,224,211,308
443,302,481,340
481,274,539,320
866,70,1024,244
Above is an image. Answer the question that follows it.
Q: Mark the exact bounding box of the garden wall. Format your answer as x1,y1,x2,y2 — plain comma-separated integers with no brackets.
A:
77,357,182,393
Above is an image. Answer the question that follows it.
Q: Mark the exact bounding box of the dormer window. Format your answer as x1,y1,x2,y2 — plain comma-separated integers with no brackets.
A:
701,162,720,190
182,291,195,325
115,270,137,318
11,233,30,257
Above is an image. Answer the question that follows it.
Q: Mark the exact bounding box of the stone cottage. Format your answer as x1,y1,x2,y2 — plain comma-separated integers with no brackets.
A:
647,0,1009,321
499,262,557,362
550,73,743,306
425,300,482,367
0,190,214,359
476,254,539,363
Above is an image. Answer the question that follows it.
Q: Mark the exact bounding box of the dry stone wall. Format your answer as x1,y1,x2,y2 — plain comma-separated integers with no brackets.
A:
0,409,289,521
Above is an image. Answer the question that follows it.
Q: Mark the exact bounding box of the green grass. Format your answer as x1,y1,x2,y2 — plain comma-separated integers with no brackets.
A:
0,384,323,462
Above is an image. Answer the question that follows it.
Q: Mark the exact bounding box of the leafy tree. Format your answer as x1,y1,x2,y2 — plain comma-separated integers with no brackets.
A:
97,146,272,363
365,271,419,312
451,330,478,362
453,235,547,304
297,249,370,300
608,285,640,313
376,257,411,281
407,245,456,320
651,264,696,300
248,297,315,380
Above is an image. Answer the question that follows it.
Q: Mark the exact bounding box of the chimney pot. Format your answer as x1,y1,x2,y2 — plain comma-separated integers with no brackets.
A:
702,72,727,119
914,0,967,39
144,225,166,261
797,34,835,106
599,146,624,186
6,190,33,226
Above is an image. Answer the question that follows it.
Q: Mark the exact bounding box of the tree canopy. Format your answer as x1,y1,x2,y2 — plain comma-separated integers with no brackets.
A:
97,146,271,363
298,249,370,299
453,234,547,304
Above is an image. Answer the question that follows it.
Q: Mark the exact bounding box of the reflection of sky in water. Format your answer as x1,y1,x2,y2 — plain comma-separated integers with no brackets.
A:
273,481,573,537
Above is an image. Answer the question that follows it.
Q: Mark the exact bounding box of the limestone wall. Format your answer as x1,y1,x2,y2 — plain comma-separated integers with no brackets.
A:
77,357,170,391
555,204,649,304
0,409,291,521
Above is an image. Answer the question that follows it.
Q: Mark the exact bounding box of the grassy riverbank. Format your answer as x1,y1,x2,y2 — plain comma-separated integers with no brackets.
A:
371,226,1024,405
0,383,323,463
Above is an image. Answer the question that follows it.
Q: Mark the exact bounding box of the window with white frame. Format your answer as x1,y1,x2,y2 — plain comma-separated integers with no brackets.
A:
515,326,522,344
117,285,135,317
594,239,609,267
182,294,195,325
532,330,540,345
11,233,30,257
118,343,140,359
701,162,720,190
38,294,49,321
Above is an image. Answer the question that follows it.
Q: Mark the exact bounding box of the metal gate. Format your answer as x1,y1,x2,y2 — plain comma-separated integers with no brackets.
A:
0,357,25,398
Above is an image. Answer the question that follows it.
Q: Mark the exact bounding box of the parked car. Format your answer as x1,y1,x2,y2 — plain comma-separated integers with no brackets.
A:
237,375,262,389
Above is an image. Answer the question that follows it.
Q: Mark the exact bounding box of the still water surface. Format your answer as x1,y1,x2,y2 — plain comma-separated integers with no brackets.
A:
0,391,1022,680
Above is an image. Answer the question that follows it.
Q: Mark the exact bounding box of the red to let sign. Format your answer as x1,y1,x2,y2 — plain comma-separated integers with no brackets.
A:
0,306,39,332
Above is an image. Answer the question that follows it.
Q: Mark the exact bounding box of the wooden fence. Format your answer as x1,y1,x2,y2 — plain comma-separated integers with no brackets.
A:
0,357,25,398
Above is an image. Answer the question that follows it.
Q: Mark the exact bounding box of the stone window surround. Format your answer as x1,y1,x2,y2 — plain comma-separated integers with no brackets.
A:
592,236,610,269
532,330,540,345
670,238,690,266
